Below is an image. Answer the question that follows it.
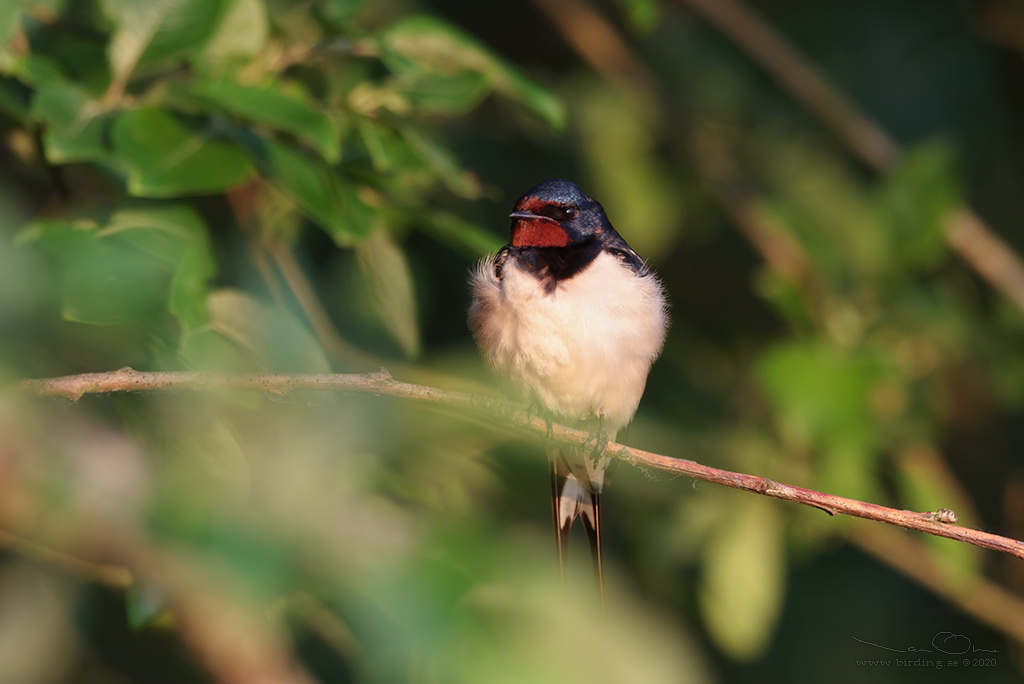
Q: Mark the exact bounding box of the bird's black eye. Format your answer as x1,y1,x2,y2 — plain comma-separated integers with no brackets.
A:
550,206,576,221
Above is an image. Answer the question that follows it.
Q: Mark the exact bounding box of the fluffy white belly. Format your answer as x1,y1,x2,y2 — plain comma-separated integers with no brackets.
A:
469,251,668,432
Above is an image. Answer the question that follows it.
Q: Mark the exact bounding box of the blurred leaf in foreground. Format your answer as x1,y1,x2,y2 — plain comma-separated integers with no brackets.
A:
19,203,214,332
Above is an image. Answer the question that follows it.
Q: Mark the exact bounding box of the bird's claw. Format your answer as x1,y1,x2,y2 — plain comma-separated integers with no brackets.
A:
590,426,608,464
581,415,608,465
527,401,555,439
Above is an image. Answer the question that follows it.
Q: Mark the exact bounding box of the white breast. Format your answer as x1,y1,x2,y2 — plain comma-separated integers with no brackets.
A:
468,250,668,433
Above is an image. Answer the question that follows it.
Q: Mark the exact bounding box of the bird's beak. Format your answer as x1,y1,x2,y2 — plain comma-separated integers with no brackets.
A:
510,211,558,224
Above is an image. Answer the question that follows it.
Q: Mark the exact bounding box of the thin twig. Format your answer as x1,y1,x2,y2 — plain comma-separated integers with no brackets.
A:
945,208,1024,313
17,367,1024,561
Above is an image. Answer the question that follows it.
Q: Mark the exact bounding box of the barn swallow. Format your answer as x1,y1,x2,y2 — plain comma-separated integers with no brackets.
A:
468,179,669,597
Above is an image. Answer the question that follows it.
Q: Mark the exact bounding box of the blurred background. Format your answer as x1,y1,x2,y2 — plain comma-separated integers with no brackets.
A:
2,0,1024,681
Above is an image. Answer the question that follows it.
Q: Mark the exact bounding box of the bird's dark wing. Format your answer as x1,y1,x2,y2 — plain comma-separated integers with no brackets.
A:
604,244,650,276
493,245,511,279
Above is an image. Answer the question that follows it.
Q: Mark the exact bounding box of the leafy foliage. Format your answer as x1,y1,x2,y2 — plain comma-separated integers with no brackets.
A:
1,0,1023,682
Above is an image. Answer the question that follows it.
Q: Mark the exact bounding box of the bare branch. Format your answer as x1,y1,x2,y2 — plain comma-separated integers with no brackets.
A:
946,208,1024,314
677,0,899,170
676,0,1024,314
17,367,1024,561
530,0,658,108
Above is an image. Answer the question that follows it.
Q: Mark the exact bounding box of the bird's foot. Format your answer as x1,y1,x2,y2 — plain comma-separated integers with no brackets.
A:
590,426,608,465
582,415,608,465
526,401,555,439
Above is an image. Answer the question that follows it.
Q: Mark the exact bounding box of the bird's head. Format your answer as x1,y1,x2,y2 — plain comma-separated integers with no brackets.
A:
509,179,611,248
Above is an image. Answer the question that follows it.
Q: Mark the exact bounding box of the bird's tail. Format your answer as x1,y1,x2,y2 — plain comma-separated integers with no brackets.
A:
550,450,606,602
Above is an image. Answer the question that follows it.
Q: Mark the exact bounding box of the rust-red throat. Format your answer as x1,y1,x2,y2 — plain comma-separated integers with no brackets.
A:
510,197,570,248
510,216,569,248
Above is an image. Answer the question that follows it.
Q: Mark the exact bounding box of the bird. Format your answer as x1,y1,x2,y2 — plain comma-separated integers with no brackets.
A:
468,178,668,597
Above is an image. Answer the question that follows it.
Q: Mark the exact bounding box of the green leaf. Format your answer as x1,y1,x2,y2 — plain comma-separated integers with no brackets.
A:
19,203,215,329
398,124,481,198
22,9,111,92
698,496,785,661
354,116,424,174
389,70,491,116
250,137,338,224
200,0,268,70
101,0,229,84
353,118,480,197
876,141,958,270
356,226,420,358
102,203,216,333
190,80,340,163
238,133,372,243
180,288,330,372
758,342,884,451
29,224,172,325
757,342,887,499
32,82,111,163
334,179,377,244
6,53,65,87
111,107,253,197
322,0,368,25
611,0,660,33
378,15,564,129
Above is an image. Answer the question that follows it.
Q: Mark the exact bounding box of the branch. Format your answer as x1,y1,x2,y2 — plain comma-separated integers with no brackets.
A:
17,367,1024,561
676,0,1024,314
0,528,133,589
530,0,658,109
677,0,898,169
